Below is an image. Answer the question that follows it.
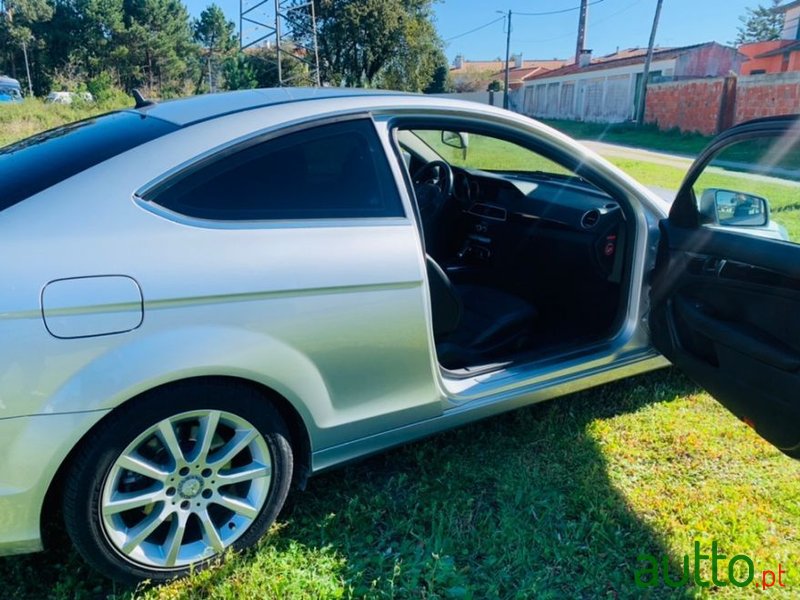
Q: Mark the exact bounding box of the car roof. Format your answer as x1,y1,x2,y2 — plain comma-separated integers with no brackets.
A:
130,88,412,127
0,76,21,87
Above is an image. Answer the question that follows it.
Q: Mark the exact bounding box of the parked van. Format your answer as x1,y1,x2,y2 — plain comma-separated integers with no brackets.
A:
0,76,23,103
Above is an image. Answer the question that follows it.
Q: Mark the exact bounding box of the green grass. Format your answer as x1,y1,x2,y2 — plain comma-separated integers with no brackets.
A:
542,120,714,157
414,130,572,175
1,113,799,599
607,158,800,242
2,371,798,599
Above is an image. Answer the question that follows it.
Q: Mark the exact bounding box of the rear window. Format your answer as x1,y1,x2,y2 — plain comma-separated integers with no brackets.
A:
0,111,179,211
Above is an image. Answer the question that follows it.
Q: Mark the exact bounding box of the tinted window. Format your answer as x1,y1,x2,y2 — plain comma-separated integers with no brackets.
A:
146,119,404,220
0,112,179,211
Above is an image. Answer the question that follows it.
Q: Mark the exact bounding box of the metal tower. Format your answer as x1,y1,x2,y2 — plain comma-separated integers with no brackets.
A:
239,0,321,87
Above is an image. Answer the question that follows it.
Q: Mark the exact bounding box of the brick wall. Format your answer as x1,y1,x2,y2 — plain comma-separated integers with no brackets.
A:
734,72,800,124
644,78,725,135
644,72,800,135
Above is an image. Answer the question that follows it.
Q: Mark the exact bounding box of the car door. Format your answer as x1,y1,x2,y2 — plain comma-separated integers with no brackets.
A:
650,116,800,459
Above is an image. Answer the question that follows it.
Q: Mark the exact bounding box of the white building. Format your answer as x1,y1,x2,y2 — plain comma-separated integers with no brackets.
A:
518,42,743,123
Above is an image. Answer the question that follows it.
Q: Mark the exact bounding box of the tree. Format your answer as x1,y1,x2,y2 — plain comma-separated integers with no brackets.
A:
735,0,784,45
377,13,445,92
0,0,54,94
223,53,258,90
239,43,312,88
424,60,453,94
304,0,442,88
194,4,236,92
119,0,199,96
36,0,126,95
451,68,495,93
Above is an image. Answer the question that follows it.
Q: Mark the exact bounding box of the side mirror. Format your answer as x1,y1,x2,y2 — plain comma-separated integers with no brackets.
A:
713,189,769,227
441,130,469,160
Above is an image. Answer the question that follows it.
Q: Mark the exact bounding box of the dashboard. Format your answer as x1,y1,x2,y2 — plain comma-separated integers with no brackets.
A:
453,167,622,233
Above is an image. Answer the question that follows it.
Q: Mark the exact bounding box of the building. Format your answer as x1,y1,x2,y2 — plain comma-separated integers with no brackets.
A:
739,1,800,75
518,42,744,123
449,54,567,92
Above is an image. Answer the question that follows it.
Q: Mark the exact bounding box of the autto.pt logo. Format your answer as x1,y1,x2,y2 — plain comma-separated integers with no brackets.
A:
635,541,788,590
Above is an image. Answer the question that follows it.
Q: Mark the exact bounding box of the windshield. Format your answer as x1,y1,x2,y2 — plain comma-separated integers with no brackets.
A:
0,86,21,99
0,111,179,212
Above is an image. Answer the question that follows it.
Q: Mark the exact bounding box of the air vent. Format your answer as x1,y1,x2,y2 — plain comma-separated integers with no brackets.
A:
581,209,600,229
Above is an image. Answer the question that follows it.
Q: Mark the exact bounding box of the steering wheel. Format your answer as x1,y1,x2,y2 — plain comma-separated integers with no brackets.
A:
412,160,454,198
411,160,454,257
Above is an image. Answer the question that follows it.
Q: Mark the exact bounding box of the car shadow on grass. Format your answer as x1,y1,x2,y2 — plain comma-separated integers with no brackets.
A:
0,368,700,599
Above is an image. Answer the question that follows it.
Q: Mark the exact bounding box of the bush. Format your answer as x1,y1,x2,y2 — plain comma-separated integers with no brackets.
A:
86,73,131,108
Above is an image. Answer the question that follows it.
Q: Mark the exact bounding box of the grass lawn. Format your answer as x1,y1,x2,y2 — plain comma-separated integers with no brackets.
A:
607,158,800,243
2,370,798,599
1,110,799,599
542,119,714,157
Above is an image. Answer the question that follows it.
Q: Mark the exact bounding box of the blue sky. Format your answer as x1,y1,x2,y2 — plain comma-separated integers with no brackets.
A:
185,0,759,62
435,0,756,61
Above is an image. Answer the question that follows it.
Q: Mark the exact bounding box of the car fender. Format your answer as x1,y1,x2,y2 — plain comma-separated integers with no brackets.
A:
29,325,326,448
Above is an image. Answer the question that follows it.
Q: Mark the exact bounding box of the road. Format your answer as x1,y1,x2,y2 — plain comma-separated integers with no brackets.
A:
580,140,695,171
579,140,688,203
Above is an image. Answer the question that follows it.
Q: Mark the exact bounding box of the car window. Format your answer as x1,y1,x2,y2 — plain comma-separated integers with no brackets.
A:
0,86,20,98
692,134,800,243
412,129,573,176
0,111,179,213
146,119,404,221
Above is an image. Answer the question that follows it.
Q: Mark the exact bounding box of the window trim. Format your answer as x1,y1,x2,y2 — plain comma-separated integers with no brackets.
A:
136,112,409,226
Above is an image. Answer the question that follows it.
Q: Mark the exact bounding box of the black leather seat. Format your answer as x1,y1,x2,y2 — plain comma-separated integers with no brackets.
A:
426,256,537,368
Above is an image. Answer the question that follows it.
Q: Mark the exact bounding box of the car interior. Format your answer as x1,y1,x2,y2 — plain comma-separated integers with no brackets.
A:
394,126,629,372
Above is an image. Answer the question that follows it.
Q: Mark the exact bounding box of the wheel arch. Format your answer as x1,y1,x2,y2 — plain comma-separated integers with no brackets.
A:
39,374,312,546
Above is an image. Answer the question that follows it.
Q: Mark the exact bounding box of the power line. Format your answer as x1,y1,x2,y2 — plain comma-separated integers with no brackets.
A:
444,15,505,42
444,0,608,44
515,0,605,17
515,0,645,45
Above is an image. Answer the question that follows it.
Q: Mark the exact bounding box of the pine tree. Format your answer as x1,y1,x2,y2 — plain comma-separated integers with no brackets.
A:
736,0,784,45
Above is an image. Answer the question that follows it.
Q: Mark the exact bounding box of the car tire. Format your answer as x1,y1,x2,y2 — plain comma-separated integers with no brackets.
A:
62,379,293,583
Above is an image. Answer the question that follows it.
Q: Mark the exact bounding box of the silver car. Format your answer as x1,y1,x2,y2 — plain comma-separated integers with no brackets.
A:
0,88,798,582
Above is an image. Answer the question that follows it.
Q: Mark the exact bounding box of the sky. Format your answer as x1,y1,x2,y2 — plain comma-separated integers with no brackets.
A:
183,0,760,63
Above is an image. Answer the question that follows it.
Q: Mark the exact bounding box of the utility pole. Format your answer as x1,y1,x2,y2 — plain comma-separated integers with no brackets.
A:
22,39,32,96
239,0,320,86
636,0,664,126
575,0,588,65
503,9,512,109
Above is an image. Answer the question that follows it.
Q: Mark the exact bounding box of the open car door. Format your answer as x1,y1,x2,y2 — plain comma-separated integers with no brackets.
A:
650,116,800,459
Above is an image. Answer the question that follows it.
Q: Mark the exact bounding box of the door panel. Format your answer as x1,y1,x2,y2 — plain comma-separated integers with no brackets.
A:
652,117,800,458
652,221,800,458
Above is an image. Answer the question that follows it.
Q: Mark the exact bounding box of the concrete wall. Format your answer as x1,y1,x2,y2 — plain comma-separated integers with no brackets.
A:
518,57,678,123
734,72,800,123
645,78,726,135
516,59,675,123
516,43,740,124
